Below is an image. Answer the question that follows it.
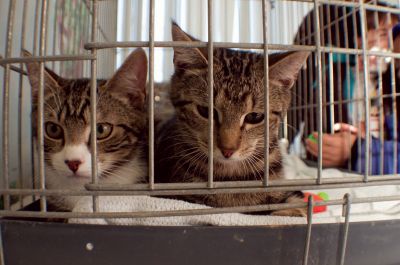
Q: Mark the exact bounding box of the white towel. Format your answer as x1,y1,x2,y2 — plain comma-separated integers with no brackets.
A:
70,140,400,226
283,139,400,223
70,196,306,226
69,191,400,226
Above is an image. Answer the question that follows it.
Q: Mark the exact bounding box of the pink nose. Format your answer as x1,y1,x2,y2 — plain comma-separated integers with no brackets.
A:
65,160,82,173
221,149,235,159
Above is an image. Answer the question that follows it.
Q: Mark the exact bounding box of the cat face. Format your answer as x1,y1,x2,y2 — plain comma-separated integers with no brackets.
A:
24,49,148,198
170,23,309,167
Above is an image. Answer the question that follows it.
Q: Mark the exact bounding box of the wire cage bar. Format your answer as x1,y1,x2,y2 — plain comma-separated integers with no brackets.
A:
1,0,400,264
148,0,155,190
262,0,270,186
90,0,99,212
359,0,371,181
207,0,215,188
2,0,16,211
302,195,313,265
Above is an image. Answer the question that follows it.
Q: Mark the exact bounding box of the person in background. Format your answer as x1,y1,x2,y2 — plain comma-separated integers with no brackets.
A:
306,23,400,175
290,1,398,144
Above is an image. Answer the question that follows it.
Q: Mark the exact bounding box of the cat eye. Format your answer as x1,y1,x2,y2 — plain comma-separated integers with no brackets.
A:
196,105,219,121
45,122,64,140
244,112,265,124
97,123,113,140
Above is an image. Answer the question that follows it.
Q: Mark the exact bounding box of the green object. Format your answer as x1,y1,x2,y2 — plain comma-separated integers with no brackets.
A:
318,192,329,201
308,134,317,143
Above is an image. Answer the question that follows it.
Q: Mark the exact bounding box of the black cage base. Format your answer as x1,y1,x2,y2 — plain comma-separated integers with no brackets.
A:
2,218,400,265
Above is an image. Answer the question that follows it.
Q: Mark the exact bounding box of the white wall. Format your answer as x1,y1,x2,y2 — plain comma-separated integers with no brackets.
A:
116,0,312,82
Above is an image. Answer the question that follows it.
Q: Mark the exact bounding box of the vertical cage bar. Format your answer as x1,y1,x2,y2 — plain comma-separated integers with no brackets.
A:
44,0,50,55
302,195,314,265
90,0,99,211
378,71,384,175
396,0,400,175
84,1,90,77
342,6,353,171
320,6,327,134
78,1,85,76
66,0,73,73
292,7,298,147
30,0,38,197
2,0,16,210
339,193,352,265
300,16,308,140
351,7,363,174
262,0,269,186
60,1,65,74
392,58,398,174
38,0,49,211
52,0,58,69
373,10,385,176
307,14,314,140
71,0,78,64
18,0,29,208
313,0,323,184
33,0,41,55
0,229,5,265
359,0,370,180
328,52,335,132
292,17,298,142
334,6,343,129
388,13,398,174
325,6,334,134
207,0,214,188
148,0,155,189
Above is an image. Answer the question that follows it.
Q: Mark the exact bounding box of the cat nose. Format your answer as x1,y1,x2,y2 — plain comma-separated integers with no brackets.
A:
220,149,235,159
65,160,82,173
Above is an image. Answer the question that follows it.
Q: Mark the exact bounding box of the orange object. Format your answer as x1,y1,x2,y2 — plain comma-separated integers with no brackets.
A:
303,192,327,213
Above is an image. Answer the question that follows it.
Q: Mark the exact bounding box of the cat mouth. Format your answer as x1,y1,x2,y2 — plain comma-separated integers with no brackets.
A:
67,173,91,179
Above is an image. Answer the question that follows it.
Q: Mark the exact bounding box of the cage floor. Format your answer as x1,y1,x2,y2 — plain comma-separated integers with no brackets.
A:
1,218,400,265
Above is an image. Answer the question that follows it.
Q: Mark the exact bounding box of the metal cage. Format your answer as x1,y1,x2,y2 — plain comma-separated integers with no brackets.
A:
1,0,400,264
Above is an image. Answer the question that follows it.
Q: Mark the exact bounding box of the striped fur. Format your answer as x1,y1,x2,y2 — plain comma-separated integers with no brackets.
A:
155,23,310,216
25,49,148,210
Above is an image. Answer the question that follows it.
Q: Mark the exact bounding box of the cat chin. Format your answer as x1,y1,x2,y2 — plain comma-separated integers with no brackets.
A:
214,156,247,164
43,158,147,210
213,149,254,164
65,173,91,179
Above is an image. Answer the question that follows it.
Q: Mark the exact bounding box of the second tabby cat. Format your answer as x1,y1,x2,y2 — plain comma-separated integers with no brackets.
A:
155,23,310,216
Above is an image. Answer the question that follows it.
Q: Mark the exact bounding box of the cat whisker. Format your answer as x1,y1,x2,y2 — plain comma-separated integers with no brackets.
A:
159,146,201,161
181,152,204,181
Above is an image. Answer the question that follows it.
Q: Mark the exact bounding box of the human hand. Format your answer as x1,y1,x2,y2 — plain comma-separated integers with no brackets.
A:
305,123,358,167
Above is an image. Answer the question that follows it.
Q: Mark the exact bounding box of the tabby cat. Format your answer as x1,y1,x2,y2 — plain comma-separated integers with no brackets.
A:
155,23,310,216
24,48,148,210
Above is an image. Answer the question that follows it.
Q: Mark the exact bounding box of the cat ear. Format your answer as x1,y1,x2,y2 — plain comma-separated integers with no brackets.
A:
106,48,148,108
44,66,65,85
268,51,310,88
171,21,208,68
23,49,61,100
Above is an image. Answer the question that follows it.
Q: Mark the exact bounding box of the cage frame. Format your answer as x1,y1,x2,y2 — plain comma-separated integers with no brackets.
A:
1,0,400,264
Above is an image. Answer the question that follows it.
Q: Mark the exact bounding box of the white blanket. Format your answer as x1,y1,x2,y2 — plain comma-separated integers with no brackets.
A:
70,196,306,226
70,140,400,226
283,138,400,223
